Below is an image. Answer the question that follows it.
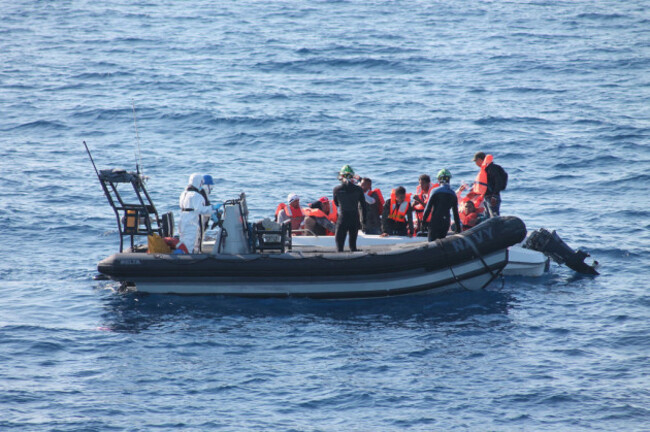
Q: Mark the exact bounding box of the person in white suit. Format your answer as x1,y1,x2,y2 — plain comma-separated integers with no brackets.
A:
178,173,213,253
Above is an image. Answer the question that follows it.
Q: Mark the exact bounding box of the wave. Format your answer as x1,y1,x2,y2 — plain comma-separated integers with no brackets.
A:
72,71,134,80
255,57,413,73
6,120,69,131
573,119,606,126
157,111,296,127
501,86,567,94
295,44,420,56
474,116,552,126
575,13,627,20
72,107,135,121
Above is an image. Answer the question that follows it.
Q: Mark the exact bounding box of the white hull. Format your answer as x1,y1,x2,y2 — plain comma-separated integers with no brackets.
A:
290,233,549,277
130,250,508,297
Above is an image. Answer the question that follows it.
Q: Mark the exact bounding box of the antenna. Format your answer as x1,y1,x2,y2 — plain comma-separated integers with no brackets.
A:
83,141,102,183
131,99,143,177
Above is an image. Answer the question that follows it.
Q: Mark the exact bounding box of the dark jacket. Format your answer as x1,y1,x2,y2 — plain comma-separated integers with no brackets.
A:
361,190,382,233
485,162,507,197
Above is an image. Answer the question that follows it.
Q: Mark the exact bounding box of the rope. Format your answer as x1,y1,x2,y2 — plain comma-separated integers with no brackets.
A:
437,238,470,291
437,233,504,291
460,235,497,278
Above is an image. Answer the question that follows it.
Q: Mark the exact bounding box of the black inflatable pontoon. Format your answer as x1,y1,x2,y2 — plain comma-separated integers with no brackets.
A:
98,216,526,298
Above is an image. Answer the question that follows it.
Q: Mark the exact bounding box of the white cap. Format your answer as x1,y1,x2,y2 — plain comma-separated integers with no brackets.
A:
287,193,300,204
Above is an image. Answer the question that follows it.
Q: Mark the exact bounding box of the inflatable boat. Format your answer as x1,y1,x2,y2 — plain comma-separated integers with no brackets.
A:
89,163,529,298
98,215,526,298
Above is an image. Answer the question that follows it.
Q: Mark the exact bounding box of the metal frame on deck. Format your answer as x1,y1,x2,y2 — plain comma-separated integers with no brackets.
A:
97,169,164,252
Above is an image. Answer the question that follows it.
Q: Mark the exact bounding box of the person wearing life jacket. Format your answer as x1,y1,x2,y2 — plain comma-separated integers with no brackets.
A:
381,186,414,237
422,169,462,241
458,200,481,231
471,152,508,217
359,177,384,235
275,193,305,233
303,197,336,236
178,173,215,253
333,165,367,252
412,174,439,233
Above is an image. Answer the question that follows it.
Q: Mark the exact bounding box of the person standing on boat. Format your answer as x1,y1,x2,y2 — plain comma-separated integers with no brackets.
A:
381,186,414,237
199,174,215,234
333,165,367,252
468,151,508,217
359,177,384,235
412,174,438,234
178,173,214,253
422,169,462,241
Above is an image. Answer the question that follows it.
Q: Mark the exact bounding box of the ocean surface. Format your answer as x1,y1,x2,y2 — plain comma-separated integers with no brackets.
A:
1,0,649,430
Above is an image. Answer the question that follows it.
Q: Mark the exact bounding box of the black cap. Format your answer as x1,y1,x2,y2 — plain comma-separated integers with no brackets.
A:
472,151,486,161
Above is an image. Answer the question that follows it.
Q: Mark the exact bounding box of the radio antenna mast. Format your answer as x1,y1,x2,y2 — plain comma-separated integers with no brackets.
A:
131,99,143,178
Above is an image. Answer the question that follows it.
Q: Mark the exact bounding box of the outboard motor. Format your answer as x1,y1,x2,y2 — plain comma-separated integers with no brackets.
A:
212,193,252,255
524,228,599,275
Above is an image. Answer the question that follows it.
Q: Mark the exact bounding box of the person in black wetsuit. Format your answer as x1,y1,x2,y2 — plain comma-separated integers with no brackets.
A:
422,169,462,241
333,165,367,252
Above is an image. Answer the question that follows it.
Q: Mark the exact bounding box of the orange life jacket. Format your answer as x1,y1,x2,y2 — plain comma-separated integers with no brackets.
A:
459,211,479,230
303,203,336,236
302,207,328,219
388,189,412,223
413,183,439,223
472,154,493,196
459,194,485,214
275,203,304,231
328,200,338,225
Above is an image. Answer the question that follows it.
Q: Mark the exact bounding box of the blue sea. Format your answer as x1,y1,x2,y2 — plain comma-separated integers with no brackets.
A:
1,0,649,430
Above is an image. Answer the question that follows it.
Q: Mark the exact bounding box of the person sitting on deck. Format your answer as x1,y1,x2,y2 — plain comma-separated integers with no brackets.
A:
458,200,482,231
381,186,414,237
275,193,305,233
302,197,337,236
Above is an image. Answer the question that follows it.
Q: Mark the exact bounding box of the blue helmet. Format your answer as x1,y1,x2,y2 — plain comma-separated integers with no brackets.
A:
203,175,215,186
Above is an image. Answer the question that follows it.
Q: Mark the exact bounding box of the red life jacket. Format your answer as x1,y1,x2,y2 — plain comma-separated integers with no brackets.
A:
367,189,385,217
472,154,493,196
388,189,412,223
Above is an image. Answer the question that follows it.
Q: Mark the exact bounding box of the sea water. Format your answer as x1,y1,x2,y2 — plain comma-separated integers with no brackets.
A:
1,0,649,430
